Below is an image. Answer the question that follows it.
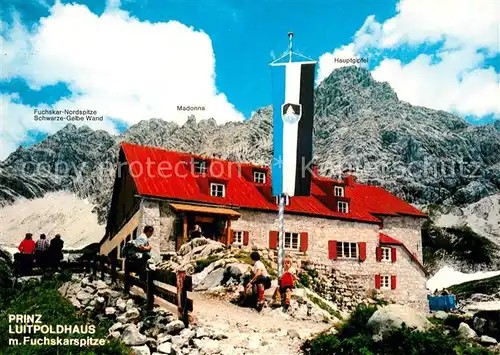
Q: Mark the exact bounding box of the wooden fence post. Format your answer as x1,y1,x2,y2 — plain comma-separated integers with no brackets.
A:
147,270,154,310
92,254,97,277
124,259,130,294
177,271,189,327
100,255,105,281
111,256,117,284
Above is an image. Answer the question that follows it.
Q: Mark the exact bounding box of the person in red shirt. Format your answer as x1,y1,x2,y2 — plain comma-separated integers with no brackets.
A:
16,233,36,275
276,255,298,311
18,233,36,254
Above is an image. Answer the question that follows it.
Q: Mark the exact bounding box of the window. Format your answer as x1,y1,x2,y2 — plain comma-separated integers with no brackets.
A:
380,275,391,289
334,186,344,197
284,232,300,250
381,247,391,262
337,201,349,213
193,159,208,174
336,242,358,259
254,171,266,184
210,183,225,197
233,231,243,244
275,195,290,205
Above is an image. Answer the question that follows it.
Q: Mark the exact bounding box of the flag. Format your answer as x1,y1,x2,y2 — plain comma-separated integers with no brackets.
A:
271,61,315,197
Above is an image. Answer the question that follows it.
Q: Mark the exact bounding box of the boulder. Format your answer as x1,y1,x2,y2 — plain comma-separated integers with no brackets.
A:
194,268,225,291
131,345,151,355
117,308,141,324
105,307,116,316
166,320,185,334
433,311,448,320
109,322,124,333
458,322,477,339
479,335,498,345
121,324,148,346
473,310,500,339
366,304,432,339
157,342,173,354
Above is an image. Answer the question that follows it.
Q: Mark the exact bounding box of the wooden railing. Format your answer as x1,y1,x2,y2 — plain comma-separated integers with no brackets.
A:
98,255,193,327
13,253,193,327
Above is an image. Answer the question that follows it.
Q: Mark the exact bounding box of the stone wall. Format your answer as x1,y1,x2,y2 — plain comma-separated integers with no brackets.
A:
231,209,429,313
381,216,426,262
159,203,176,252
138,199,161,262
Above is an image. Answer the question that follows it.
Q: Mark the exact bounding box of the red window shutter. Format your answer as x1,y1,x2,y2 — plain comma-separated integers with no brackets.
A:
328,240,337,259
358,242,366,261
391,275,397,289
375,274,381,289
376,247,382,262
269,231,278,249
243,231,249,246
229,231,235,244
391,247,397,262
300,232,309,252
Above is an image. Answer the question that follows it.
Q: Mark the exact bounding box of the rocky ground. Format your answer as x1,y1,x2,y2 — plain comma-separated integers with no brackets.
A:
56,273,334,355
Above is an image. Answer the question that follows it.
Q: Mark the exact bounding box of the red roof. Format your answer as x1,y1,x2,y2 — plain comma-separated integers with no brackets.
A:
379,233,428,275
120,142,426,224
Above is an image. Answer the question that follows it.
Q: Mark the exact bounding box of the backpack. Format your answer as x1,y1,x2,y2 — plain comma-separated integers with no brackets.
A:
121,241,138,260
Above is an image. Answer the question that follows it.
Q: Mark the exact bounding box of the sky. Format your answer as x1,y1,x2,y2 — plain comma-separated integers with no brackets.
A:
1,0,499,160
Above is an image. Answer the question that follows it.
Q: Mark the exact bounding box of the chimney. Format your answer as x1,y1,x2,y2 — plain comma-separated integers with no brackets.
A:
342,168,356,186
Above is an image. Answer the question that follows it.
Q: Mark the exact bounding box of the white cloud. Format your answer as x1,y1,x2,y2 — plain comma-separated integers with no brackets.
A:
1,2,244,159
317,44,362,84
317,0,500,119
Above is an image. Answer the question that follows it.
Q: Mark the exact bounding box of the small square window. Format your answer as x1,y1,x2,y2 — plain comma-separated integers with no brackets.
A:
254,171,266,184
233,231,243,244
337,201,349,213
193,160,208,174
334,186,344,197
210,183,225,197
380,275,391,289
381,247,391,262
284,232,300,250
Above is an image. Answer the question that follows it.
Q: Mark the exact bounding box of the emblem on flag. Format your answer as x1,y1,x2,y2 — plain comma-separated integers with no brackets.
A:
281,103,302,124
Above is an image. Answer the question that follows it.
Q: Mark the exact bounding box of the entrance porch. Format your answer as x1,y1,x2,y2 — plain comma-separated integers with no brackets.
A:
169,203,241,250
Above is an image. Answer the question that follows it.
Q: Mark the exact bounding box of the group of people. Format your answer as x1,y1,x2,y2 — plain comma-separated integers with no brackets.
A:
244,251,298,312
15,233,64,275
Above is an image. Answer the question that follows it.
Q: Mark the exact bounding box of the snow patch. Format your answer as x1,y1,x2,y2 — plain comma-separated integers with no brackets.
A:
0,191,104,250
427,265,500,291
435,194,500,246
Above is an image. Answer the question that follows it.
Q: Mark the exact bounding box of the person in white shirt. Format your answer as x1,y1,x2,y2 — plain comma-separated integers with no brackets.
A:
245,251,271,310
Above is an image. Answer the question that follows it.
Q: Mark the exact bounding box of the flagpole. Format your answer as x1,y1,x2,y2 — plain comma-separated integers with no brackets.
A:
278,32,293,279
278,193,285,278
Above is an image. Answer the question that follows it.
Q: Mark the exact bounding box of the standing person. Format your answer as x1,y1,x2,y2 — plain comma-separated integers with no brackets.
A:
34,234,50,269
131,226,154,281
17,233,36,275
276,255,298,311
245,251,271,311
49,234,64,270
189,225,202,240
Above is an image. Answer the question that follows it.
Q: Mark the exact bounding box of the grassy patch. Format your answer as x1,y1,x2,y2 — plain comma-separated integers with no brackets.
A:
306,293,342,320
0,274,130,355
448,274,500,299
302,304,494,355
193,254,221,273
